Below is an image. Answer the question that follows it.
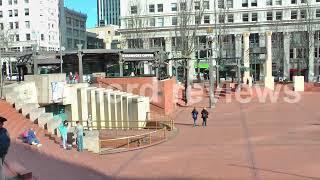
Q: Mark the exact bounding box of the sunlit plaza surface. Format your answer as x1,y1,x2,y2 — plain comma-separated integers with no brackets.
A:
1,86,320,180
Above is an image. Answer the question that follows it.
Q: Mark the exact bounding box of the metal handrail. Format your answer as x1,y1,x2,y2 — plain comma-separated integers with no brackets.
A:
98,120,173,153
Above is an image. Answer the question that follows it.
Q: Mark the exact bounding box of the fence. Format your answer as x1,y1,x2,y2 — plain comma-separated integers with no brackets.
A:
97,120,174,154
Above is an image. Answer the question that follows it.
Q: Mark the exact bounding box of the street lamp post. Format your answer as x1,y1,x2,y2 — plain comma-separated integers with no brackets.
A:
207,35,216,108
60,46,65,74
77,44,83,83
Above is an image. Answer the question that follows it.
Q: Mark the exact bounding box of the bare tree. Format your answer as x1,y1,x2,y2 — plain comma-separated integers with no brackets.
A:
0,28,15,98
295,2,319,81
170,0,206,105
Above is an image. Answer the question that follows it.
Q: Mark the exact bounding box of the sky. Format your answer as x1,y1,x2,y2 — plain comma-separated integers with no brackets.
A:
64,0,97,28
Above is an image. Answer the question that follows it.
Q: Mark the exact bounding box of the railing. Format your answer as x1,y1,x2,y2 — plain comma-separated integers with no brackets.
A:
99,128,167,153
81,120,175,131
96,120,174,154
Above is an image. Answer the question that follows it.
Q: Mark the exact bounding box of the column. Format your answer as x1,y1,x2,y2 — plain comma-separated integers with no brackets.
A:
308,31,315,82
243,32,252,86
77,44,83,83
264,31,275,90
283,32,291,80
165,37,173,77
143,62,150,74
259,33,266,80
119,53,123,77
235,34,242,83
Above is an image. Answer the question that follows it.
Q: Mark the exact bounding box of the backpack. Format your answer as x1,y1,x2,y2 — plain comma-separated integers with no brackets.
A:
0,128,10,158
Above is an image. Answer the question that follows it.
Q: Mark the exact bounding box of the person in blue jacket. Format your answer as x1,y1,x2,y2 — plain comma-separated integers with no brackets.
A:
191,107,199,127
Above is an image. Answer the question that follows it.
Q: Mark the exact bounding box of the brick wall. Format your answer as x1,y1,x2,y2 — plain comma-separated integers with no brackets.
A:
97,77,177,115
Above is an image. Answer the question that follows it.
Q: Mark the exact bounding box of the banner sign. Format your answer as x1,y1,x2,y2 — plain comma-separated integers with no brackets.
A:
51,81,65,103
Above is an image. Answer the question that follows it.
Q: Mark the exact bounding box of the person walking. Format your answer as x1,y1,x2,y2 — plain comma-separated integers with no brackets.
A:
191,107,198,127
74,121,84,152
0,117,10,180
201,108,209,127
58,120,68,149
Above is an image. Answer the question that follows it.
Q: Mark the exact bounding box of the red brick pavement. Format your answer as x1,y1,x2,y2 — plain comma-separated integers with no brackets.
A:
1,87,320,180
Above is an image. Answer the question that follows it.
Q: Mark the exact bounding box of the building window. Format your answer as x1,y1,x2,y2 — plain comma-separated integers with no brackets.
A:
291,10,298,19
15,34,19,41
149,18,155,26
157,4,163,12
266,0,272,6
8,10,12,17
8,0,12,5
242,13,249,22
25,21,30,28
80,21,85,28
41,34,44,41
195,16,201,24
251,0,257,7
66,28,72,36
180,2,186,11
131,6,137,14
203,1,209,9
24,0,28,3
316,9,320,18
0,11,2,18
195,1,200,10
227,14,234,22
204,15,210,24
300,10,306,19
149,4,155,13
291,0,297,4
9,22,13,29
275,0,282,5
13,0,16,4
0,0,2,6
267,12,273,21
15,21,18,29
227,0,233,8
242,0,248,7
172,17,178,25
14,9,18,17
25,8,29,16
252,13,258,21
0,23,3,30
219,15,225,23
301,0,306,3
26,33,30,40
218,0,224,8
276,11,282,20
171,3,177,11
157,17,164,27
66,17,71,25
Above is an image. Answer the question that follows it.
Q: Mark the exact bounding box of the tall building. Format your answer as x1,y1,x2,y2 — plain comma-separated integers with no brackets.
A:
97,0,121,26
120,0,320,81
61,7,87,50
0,0,60,52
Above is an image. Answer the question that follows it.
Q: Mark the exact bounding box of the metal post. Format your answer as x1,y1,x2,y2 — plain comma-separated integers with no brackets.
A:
209,39,215,108
119,52,123,77
0,50,3,99
77,44,83,83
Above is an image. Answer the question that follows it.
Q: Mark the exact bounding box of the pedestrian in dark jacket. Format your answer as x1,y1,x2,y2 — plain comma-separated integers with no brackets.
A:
201,108,209,127
191,107,198,127
0,117,10,180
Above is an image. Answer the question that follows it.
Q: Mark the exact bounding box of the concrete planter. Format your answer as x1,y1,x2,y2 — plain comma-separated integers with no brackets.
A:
293,76,305,92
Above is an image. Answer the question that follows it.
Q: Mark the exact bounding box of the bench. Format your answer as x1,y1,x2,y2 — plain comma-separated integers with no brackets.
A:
5,161,33,180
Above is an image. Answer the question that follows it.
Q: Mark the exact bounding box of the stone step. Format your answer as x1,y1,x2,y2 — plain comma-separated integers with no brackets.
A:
38,113,54,129
21,103,40,116
29,108,45,123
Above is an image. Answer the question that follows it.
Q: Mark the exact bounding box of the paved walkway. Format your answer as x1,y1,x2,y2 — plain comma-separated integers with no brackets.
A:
1,89,320,180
